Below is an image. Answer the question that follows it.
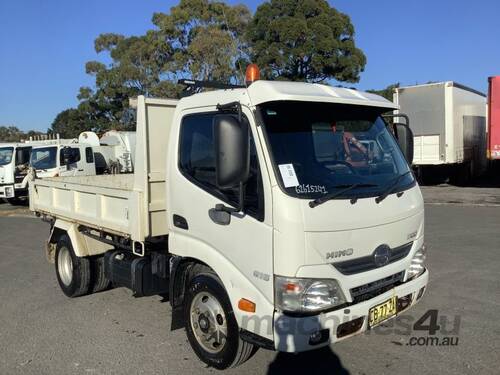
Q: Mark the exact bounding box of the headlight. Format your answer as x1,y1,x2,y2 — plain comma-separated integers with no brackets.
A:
275,276,346,313
406,244,427,280
5,186,13,198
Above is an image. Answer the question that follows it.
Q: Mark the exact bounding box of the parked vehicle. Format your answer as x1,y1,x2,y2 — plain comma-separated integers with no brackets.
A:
79,130,136,174
30,68,428,369
487,76,500,160
0,138,63,204
393,82,487,184
30,131,135,179
30,141,97,179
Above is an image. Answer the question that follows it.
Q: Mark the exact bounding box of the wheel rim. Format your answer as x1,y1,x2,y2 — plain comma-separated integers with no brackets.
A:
190,291,228,354
58,246,73,286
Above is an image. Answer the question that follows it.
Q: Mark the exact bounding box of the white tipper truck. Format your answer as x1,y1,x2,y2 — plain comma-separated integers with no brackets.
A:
29,70,429,369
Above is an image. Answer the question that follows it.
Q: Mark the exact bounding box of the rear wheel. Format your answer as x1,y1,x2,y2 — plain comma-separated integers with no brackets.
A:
90,255,111,293
55,235,90,297
183,267,256,369
450,162,472,186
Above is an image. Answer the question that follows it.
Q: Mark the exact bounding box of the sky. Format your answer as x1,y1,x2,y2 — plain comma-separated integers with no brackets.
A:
0,0,499,132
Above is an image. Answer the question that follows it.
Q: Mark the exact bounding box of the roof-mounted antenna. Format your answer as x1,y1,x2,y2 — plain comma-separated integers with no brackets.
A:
178,79,244,97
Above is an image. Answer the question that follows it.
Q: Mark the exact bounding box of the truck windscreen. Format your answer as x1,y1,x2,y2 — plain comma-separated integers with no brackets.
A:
30,147,57,170
0,147,14,166
259,101,415,199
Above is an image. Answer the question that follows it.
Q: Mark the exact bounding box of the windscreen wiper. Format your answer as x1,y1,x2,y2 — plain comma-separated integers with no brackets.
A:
309,183,378,208
375,171,412,204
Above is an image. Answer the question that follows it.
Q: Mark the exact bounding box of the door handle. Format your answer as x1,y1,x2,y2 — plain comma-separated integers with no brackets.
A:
209,208,231,225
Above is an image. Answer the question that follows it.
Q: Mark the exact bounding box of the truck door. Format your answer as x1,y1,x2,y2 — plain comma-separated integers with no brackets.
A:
80,146,96,176
14,146,32,189
168,110,274,309
59,146,81,177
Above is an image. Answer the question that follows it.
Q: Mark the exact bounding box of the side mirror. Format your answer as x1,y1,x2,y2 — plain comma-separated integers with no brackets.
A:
61,147,76,167
16,149,29,165
212,114,250,216
213,114,250,189
393,123,414,165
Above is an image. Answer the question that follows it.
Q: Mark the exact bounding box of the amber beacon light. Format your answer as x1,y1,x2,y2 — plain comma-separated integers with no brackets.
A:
245,64,260,86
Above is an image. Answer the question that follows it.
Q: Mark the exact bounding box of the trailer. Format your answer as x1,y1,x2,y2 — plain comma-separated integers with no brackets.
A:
393,82,487,184
29,69,428,369
487,76,500,160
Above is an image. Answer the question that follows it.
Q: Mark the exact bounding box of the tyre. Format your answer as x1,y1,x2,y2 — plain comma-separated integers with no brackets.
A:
450,162,471,186
55,235,90,297
7,197,23,206
90,255,111,293
184,267,256,369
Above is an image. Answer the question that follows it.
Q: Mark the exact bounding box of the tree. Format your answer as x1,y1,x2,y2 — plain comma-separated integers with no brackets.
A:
50,108,94,139
152,0,251,83
0,126,45,142
246,0,366,83
0,126,24,142
75,30,175,133
366,83,400,101
52,0,252,135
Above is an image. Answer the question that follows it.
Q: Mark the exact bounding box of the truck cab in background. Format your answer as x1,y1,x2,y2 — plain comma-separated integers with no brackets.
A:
31,131,136,180
30,142,96,179
0,131,136,204
0,143,35,203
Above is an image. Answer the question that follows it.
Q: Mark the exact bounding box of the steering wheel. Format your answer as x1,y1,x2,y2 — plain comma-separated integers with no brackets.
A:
320,160,359,175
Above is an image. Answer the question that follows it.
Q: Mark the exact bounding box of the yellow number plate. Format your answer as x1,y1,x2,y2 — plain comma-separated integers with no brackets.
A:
369,296,397,327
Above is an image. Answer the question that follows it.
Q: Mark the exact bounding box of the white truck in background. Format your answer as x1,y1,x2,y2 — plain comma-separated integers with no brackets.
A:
30,70,429,369
31,130,136,180
393,82,487,184
0,131,136,205
0,138,66,204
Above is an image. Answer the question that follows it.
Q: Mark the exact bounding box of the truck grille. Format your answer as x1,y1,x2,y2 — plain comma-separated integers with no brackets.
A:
332,242,413,275
350,271,405,303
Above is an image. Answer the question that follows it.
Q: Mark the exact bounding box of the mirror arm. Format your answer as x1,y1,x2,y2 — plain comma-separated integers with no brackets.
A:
216,101,242,122
215,182,245,214
382,113,410,127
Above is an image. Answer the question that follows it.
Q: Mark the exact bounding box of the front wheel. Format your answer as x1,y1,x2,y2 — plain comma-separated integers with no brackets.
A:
7,197,26,206
184,269,256,369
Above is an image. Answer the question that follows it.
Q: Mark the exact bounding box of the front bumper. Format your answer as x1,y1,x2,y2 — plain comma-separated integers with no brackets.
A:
273,269,429,352
0,184,15,198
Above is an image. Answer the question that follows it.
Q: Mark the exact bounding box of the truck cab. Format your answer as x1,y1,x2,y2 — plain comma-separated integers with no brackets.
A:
30,143,96,178
167,80,427,355
0,143,32,202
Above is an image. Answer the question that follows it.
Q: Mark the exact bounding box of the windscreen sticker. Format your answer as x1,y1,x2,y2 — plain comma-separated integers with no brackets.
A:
278,164,299,188
295,184,328,195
